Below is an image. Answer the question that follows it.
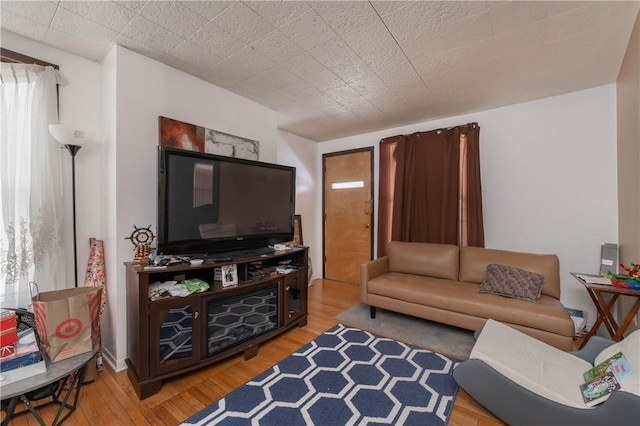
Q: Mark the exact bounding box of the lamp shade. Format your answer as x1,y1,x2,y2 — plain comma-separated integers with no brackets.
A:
48,124,85,146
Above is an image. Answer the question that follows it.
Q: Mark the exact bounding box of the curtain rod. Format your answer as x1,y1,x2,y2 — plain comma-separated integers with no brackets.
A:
380,122,478,143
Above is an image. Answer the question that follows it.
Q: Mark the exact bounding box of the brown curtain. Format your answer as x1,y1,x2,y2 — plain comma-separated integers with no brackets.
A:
377,136,401,257
377,123,484,256
464,126,484,247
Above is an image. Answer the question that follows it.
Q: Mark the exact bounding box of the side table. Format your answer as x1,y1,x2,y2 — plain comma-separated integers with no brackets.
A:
571,272,640,349
0,348,97,426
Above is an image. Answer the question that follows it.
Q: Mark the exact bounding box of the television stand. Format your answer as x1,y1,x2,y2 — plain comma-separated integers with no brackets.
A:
125,246,308,399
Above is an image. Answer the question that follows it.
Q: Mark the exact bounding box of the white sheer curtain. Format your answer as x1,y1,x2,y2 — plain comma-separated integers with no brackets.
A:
0,63,66,308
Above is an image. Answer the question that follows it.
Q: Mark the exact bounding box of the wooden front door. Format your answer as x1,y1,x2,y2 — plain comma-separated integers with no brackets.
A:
323,148,373,284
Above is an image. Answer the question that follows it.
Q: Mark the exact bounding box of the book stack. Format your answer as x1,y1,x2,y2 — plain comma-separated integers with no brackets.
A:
248,261,263,280
0,310,18,348
248,261,277,281
566,308,587,336
579,351,632,406
248,268,276,280
0,328,46,386
276,259,296,274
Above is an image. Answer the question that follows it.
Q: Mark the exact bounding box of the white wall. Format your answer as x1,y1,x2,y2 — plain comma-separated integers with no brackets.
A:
316,85,619,325
0,32,105,299
277,130,319,280
101,45,117,367
109,46,282,369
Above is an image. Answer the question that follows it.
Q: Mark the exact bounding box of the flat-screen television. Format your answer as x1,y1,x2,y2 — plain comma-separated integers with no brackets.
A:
157,147,296,256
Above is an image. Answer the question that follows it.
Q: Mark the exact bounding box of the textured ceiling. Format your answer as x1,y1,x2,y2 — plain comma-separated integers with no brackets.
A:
1,1,638,142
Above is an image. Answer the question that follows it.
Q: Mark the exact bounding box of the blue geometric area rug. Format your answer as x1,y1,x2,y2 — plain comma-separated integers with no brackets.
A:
180,324,460,426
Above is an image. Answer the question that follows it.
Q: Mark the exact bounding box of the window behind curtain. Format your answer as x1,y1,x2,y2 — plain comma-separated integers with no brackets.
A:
0,50,65,308
377,124,484,257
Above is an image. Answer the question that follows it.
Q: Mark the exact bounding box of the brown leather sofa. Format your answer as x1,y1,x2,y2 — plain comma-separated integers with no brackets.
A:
361,241,575,350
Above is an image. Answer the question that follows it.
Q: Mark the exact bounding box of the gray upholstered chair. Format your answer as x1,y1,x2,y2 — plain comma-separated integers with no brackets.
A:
453,319,640,426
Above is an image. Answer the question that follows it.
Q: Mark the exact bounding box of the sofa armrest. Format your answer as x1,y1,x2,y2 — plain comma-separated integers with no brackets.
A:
362,256,389,281
361,256,389,304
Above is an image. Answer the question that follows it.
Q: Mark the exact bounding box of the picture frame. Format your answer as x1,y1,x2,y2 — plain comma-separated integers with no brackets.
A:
221,264,238,287
158,116,259,160
293,215,303,245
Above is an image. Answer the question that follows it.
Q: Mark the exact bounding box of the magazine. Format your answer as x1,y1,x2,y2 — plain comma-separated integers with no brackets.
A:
583,352,632,382
579,371,622,406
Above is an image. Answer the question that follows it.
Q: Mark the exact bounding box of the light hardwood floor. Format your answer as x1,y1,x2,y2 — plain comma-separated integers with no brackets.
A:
3,279,504,426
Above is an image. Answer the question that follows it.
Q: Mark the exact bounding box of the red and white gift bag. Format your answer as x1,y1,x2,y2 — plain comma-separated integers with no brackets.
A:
32,286,102,363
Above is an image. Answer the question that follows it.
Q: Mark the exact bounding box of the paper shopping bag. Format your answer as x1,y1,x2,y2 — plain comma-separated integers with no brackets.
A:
32,286,102,363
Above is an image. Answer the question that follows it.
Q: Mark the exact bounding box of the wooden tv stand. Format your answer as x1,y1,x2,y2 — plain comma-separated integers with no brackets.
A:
124,247,308,399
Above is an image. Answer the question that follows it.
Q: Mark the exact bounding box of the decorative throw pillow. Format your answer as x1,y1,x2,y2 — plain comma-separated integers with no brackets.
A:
478,264,545,302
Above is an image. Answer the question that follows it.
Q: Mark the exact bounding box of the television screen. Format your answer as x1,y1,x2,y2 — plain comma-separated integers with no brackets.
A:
157,147,295,256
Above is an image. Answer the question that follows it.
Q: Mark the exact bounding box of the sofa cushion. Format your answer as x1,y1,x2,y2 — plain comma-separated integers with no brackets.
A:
367,272,574,337
478,264,544,302
388,241,459,280
459,246,561,299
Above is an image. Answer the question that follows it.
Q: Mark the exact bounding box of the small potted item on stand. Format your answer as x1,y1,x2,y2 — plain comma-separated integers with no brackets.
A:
126,225,155,266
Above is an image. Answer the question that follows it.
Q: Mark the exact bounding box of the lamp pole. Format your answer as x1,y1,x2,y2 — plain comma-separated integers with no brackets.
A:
64,144,81,288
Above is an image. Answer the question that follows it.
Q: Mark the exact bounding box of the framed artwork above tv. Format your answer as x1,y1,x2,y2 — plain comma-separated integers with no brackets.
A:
159,116,259,160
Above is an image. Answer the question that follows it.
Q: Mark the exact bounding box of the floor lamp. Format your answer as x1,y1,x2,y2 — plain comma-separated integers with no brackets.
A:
49,124,84,288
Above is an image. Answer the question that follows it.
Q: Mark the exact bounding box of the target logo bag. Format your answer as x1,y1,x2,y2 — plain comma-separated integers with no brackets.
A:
32,286,102,363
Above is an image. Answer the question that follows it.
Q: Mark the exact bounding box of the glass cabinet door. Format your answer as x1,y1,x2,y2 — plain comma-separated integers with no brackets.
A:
283,269,307,326
149,295,200,376
205,283,278,357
